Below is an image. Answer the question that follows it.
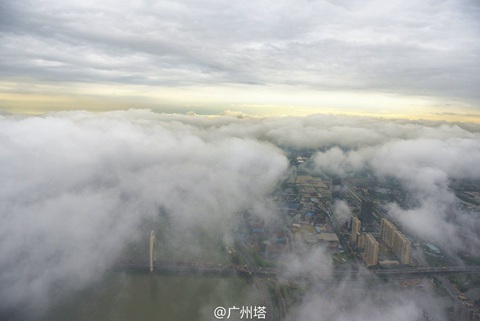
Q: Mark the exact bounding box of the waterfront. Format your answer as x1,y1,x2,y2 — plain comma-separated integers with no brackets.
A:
41,272,261,321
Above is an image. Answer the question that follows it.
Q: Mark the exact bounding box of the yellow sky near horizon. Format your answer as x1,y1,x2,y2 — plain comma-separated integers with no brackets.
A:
1,81,479,123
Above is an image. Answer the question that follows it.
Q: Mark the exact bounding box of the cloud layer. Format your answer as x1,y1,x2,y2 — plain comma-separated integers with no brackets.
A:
1,110,479,320
0,110,288,316
312,128,480,253
1,0,479,113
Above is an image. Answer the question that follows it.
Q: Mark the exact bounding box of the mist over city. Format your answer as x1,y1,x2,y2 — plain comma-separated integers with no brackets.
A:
0,110,478,321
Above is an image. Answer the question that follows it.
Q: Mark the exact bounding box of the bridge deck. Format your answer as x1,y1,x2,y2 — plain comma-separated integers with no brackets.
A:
114,260,480,278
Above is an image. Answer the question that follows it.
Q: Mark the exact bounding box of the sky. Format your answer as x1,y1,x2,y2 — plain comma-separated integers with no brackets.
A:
1,110,480,320
1,0,480,121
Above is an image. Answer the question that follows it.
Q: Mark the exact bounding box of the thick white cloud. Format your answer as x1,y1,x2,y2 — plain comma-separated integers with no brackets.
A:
0,110,289,315
332,200,352,224
371,138,480,251
312,131,480,252
288,280,448,321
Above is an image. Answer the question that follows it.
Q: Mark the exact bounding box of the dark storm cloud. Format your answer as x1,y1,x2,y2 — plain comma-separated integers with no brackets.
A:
1,0,479,102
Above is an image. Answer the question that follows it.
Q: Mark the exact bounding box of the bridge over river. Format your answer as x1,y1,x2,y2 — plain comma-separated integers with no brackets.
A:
114,259,480,279
116,232,480,280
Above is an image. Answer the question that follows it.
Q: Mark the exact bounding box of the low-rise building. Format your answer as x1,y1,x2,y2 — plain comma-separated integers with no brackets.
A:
318,233,340,253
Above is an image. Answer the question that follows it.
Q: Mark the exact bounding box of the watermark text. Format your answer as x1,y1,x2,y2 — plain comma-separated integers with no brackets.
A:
214,306,266,319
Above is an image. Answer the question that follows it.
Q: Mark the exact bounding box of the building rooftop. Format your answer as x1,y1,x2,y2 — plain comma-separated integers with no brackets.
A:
318,233,339,242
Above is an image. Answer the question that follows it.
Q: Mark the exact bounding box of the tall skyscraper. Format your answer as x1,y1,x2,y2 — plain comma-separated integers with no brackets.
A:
360,198,373,225
331,177,343,200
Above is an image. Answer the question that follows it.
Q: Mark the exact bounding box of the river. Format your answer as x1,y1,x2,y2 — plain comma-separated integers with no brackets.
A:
40,272,262,321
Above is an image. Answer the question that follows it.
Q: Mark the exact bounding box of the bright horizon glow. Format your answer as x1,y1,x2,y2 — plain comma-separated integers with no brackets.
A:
1,80,479,123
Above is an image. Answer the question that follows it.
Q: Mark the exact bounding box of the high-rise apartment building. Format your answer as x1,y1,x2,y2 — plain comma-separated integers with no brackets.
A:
380,218,411,265
351,217,361,243
357,234,365,249
364,234,379,267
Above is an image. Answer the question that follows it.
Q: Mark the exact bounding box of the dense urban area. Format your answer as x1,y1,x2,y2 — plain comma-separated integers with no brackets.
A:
225,152,480,321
